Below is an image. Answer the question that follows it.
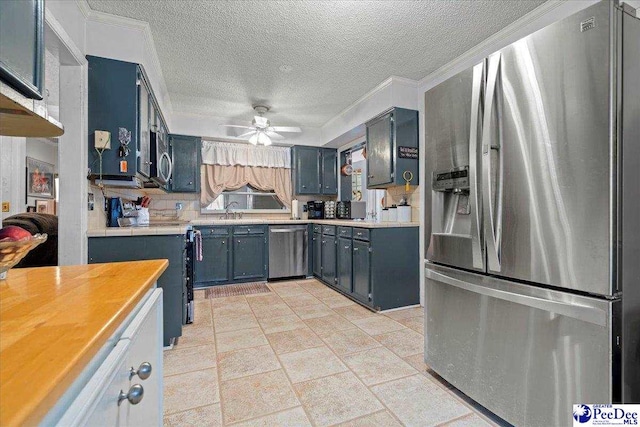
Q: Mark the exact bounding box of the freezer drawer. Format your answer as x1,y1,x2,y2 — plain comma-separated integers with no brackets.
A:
425,264,617,427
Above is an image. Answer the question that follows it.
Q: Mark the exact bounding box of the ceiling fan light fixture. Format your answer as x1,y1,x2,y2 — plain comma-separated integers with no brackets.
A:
253,116,269,128
257,132,272,146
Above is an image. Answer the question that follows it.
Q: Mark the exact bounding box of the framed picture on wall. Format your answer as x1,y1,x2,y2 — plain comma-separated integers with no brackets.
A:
26,157,54,198
35,199,55,215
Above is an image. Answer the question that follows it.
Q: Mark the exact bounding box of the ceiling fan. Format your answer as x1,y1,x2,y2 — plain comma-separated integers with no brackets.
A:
223,105,301,146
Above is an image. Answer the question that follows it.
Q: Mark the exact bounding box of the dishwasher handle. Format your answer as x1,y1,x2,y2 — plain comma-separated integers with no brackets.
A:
269,227,308,234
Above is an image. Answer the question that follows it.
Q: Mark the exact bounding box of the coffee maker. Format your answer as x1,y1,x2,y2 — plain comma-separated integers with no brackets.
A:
306,201,325,219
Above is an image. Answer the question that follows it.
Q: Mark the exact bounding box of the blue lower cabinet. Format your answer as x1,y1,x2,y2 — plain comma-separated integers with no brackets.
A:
195,233,230,285
352,239,371,304
337,237,352,294
194,225,267,286
233,234,267,281
321,235,337,286
312,232,322,277
313,226,420,311
88,234,186,346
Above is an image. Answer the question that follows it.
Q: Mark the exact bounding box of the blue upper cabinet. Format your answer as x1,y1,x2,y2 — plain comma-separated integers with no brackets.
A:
170,134,201,193
366,107,419,189
321,148,338,195
87,56,140,177
292,146,338,195
87,56,169,181
0,0,44,100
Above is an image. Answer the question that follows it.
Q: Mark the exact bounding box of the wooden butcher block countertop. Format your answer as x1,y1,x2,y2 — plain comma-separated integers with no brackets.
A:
0,260,168,427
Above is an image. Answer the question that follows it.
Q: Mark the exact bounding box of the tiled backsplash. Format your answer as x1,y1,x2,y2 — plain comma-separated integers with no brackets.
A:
88,185,290,230
384,185,421,222
88,183,421,230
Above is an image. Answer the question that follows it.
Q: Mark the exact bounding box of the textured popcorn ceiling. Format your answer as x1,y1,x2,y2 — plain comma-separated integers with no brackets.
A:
87,0,545,127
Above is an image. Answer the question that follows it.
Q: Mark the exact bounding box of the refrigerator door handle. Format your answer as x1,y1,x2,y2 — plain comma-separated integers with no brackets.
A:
425,269,607,327
481,52,503,272
469,62,485,270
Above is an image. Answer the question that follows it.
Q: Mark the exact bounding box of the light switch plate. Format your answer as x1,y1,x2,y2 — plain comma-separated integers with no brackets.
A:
94,130,111,150
1,202,9,212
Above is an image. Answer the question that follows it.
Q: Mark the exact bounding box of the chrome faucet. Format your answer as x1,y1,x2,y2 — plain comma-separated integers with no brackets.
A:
224,201,239,219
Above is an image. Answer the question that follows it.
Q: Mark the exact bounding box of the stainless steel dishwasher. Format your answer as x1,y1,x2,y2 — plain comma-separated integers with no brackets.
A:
268,225,308,279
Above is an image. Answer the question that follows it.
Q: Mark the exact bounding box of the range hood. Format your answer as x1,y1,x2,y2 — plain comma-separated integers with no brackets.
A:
0,83,64,138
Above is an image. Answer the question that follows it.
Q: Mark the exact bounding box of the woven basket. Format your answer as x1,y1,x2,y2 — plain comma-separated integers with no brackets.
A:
0,234,47,279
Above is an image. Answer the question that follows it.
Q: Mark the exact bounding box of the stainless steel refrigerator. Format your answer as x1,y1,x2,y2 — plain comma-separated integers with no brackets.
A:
424,1,640,426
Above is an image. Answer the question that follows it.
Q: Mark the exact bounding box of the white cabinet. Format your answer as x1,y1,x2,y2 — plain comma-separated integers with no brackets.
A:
55,289,163,427
121,289,163,426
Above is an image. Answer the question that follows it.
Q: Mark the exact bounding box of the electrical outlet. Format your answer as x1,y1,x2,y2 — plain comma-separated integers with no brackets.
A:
94,130,111,150
1,202,9,212
175,202,183,211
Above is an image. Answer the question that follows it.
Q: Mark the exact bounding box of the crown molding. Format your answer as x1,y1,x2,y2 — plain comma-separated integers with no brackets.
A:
45,7,86,66
75,0,91,19
416,0,570,90
80,1,174,116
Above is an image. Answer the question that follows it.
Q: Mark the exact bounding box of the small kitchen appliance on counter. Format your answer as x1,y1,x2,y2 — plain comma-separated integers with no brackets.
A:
307,201,325,219
336,201,367,220
324,201,336,219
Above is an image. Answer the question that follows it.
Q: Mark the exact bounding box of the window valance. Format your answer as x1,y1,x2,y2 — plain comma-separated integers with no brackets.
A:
201,141,291,169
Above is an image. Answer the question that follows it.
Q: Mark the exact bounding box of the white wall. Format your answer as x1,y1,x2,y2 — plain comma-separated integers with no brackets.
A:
0,137,27,220
84,9,173,127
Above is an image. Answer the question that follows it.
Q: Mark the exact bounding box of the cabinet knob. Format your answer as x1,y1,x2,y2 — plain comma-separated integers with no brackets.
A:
302,185,306,188
368,175,373,178
129,362,152,380
118,384,144,406
354,247,359,251
188,181,193,185
344,246,349,249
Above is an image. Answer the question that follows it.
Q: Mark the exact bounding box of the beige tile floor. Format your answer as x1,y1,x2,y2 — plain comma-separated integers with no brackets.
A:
163,279,502,427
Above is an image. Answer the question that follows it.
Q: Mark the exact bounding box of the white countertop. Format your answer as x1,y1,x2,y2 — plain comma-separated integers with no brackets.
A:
87,219,419,237
87,225,191,237
191,219,419,228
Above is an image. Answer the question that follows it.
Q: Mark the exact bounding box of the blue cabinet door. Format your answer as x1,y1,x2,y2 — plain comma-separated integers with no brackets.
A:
88,235,186,346
352,239,371,304
321,149,338,195
312,232,322,278
293,146,320,194
337,236,352,293
194,234,230,286
87,56,139,177
170,134,201,193
321,235,337,285
233,234,267,281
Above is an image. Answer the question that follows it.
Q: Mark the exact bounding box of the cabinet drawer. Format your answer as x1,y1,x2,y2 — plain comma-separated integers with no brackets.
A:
57,340,130,426
352,228,370,241
199,227,230,236
121,289,163,426
322,225,336,236
337,227,352,238
233,225,265,235
312,224,322,233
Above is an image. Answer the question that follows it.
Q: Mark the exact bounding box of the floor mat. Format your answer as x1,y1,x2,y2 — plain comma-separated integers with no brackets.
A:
204,282,271,298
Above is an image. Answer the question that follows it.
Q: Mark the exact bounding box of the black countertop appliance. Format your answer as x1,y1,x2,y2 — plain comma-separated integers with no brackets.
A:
307,201,325,219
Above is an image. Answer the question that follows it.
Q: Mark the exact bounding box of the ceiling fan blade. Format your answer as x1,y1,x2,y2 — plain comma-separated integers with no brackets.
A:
222,125,254,130
265,130,285,140
237,130,257,139
271,126,301,133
